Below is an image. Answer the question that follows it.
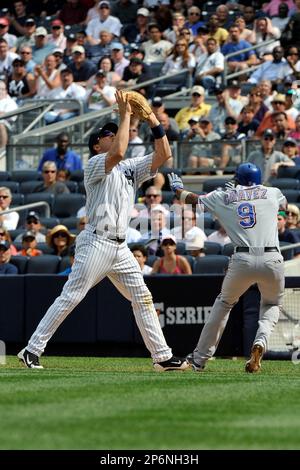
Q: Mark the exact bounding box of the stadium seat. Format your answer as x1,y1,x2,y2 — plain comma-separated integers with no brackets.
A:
70,170,84,182
183,254,195,271
193,255,229,274
53,194,86,218
11,193,24,207
25,193,55,215
281,189,300,203
0,171,11,181
60,216,79,230
161,190,175,205
39,217,60,229
11,170,42,182
10,255,28,274
204,213,214,229
204,241,222,255
58,256,72,273
20,180,42,194
36,243,55,255
64,181,78,193
9,228,25,240
26,254,61,274
154,70,190,96
1,181,19,193
277,166,300,179
204,228,215,237
202,178,233,193
175,241,186,255
222,243,234,257
146,255,159,267
271,178,300,190
78,181,86,194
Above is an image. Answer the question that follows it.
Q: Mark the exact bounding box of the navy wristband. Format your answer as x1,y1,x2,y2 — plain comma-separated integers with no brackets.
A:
151,124,166,139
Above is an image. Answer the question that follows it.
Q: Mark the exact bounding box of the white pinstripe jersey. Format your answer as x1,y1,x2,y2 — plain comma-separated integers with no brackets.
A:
84,152,155,237
199,185,286,248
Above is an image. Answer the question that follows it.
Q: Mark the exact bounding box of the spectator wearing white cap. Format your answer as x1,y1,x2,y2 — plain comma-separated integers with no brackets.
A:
86,1,122,43
110,42,129,77
68,45,97,87
14,211,46,243
32,27,56,65
120,7,150,45
174,85,211,134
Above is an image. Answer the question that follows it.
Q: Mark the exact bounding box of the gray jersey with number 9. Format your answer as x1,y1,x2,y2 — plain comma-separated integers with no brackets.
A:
199,185,286,248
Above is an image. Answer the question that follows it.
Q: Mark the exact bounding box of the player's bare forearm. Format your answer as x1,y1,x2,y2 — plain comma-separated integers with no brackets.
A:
176,189,198,206
106,91,131,171
148,113,172,171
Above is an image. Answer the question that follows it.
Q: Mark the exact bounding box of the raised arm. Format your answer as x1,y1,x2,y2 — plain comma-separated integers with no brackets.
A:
167,172,200,207
147,113,172,172
105,90,131,172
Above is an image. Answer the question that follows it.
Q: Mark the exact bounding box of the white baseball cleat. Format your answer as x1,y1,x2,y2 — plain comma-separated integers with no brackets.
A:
153,356,189,371
17,348,43,369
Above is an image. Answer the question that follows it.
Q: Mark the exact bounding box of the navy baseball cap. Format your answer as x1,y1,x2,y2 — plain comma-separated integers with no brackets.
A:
0,240,10,251
88,122,118,153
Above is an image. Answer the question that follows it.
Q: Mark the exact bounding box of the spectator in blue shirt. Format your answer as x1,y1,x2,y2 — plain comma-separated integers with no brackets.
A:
38,132,82,172
58,244,75,276
0,241,18,274
221,25,257,74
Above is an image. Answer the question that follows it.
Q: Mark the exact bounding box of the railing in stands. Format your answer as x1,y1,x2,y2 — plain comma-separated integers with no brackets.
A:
223,38,278,85
1,201,50,218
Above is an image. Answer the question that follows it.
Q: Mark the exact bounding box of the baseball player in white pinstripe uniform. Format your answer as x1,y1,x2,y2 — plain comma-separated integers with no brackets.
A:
168,163,287,373
18,91,188,372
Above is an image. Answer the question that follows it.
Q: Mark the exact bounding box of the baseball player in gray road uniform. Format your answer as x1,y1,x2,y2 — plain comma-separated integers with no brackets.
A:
18,91,188,372
168,162,287,373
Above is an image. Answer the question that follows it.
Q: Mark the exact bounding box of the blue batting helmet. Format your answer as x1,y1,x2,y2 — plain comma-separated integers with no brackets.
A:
235,163,261,186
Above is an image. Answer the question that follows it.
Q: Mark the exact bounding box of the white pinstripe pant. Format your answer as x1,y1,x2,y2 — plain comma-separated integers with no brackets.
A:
27,230,172,362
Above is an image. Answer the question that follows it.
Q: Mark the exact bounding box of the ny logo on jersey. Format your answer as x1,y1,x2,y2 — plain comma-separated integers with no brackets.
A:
124,169,135,187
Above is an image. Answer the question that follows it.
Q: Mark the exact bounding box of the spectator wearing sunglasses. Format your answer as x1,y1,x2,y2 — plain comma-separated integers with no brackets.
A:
0,241,18,274
151,235,192,275
0,226,18,255
0,187,19,230
34,161,70,195
47,19,66,51
286,204,300,230
46,224,76,257
14,211,46,243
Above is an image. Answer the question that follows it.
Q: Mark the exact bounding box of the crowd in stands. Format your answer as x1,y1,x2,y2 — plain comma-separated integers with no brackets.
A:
1,0,300,274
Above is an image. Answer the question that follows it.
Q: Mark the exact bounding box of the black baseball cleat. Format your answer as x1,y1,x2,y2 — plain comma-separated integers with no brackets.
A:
245,344,264,373
186,353,205,372
17,348,43,369
153,355,189,371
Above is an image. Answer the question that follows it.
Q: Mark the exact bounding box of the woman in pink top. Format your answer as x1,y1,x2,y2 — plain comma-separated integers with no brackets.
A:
151,235,192,275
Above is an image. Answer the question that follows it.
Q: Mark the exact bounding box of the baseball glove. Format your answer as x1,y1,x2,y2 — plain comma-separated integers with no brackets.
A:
123,90,152,121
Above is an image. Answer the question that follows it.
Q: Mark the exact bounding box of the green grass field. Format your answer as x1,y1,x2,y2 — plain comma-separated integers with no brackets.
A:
1,356,300,450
